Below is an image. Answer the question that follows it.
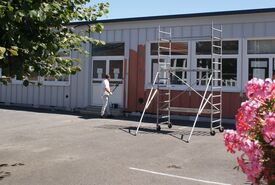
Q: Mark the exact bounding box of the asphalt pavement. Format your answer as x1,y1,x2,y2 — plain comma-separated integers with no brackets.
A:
0,107,247,185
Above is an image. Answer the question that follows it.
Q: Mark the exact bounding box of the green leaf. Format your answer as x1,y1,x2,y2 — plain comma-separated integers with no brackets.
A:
0,47,6,59
0,0,109,77
29,10,38,18
7,46,18,56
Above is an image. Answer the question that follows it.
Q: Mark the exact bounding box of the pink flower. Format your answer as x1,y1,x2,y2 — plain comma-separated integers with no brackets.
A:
245,78,265,100
262,114,275,147
235,100,261,134
224,78,275,185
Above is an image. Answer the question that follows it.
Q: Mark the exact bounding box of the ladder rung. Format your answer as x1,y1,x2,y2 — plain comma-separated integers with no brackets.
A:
161,115,169,118
212,119,221,123
213,53,222,56
212,78,222,81
163,100,170,103
213,95,221,98
213,36,221,40
159,31,171,35
213,45,222,49
158,54,170,57
213,103,221,106
159,46,170,50
160,93,170,96
212,28,222,32
160,38,170,42
213,111,221,114
159,30,171,35
212,61,221,64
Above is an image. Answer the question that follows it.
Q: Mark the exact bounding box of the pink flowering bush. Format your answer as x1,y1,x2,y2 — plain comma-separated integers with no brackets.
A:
224,78,275,185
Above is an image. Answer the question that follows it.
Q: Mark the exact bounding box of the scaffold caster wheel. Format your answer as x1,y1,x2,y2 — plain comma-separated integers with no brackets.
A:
156,125,161,132
210,130,216,136
219,127,224,132
168,123,172,129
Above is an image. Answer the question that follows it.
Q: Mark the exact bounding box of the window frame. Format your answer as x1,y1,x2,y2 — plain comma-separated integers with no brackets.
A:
244,37,275,89
145,41,190,90
42,50,71,86
91,56,125,83
11,51,72,86
92,42,125,56
192,39,241,92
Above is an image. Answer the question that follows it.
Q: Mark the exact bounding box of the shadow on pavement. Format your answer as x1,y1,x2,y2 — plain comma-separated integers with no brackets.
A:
0,105,236,131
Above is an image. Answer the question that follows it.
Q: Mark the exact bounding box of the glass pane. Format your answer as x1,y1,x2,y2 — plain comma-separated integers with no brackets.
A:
151,59,159,82
44,75,69,82
222,58,237,87
92,43,124,56
151,42,188,55
248,40,275,54
57,75,69,81
93,60,106,79
223,41,239,54
249,58,269,80
109,60,123,80
170,59,187,84
196,41,211,55
44,76,56,81
29,72,38,81
196,59,211,85
196,41,238,55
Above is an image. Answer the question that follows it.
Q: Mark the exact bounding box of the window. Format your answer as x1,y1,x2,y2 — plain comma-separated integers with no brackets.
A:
150,42,188,55
43,50,70,85
92,43,124,56
170,59,187,84
109,60,123,80
248,40,275,54
247,39,275,81
249,58,269,80
196,40,238,55
93,60,106,79
11,67,41,84
196,59,211,85
222,59,237,86
149,42,188,85
28,71,39,81
195,40,239,87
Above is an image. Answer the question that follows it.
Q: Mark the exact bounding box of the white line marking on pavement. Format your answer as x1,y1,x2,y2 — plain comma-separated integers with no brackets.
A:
129,167,231,185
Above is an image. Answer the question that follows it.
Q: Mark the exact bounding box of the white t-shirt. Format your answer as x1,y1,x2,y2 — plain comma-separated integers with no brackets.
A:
101,79,110,96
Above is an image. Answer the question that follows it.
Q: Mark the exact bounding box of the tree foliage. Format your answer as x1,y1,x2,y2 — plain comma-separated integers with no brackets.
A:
0,0,109,82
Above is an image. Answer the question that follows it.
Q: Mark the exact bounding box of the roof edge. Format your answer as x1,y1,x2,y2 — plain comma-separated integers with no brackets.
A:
70,7,275,26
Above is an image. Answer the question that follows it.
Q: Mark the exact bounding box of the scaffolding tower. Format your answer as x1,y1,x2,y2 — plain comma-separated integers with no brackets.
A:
135,23,224,142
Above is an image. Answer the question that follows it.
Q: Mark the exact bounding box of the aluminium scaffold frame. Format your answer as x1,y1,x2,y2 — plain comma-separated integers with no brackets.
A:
135,22,224,142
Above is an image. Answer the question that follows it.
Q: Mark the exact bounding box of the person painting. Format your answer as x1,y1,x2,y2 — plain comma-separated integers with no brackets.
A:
101,74,112,118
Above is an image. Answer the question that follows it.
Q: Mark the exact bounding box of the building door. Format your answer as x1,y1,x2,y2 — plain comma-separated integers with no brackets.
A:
91,56,124,107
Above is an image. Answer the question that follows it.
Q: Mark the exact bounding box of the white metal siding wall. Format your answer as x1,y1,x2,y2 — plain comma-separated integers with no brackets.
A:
1,13,275,109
